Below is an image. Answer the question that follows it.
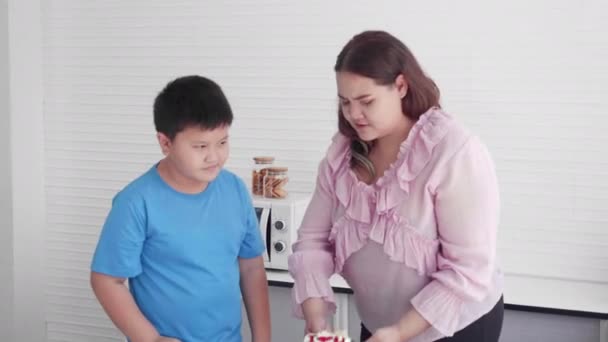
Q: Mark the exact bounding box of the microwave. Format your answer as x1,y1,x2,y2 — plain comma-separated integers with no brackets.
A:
252,192,311,271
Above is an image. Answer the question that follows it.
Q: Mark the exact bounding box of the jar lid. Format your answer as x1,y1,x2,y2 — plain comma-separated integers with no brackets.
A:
267,166,288,173
253,156,275,163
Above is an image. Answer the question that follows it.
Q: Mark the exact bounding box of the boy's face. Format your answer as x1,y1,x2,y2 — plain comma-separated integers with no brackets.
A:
157,125,230,186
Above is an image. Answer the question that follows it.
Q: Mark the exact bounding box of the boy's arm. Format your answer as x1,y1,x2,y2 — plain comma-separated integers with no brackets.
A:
90,272,165,342
239,256,271,342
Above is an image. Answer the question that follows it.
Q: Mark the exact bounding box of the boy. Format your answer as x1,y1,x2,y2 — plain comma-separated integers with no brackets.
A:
91,75,271,342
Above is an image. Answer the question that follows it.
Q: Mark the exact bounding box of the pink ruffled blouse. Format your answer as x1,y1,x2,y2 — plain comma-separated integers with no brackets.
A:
288,107,504,341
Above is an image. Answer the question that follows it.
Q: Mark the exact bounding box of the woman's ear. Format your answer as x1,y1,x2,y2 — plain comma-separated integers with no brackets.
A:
395,74,408,99
156,132,172,156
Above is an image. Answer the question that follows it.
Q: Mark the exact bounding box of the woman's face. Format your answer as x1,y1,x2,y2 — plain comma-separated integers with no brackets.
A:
336,71,408,142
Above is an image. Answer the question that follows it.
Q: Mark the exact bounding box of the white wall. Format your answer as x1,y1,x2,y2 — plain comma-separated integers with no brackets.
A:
43,0,608,289
3,0,606,341
0,0,13,340
8,0,46,341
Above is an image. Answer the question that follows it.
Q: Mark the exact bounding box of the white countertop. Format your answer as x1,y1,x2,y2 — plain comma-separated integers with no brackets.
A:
266,270,608,318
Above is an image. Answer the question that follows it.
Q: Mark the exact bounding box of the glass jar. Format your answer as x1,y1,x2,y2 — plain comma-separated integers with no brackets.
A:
263,167,289,199
252,156,274,196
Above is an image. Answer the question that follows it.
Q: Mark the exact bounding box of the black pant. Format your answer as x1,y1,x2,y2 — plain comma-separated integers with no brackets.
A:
360,296,504,342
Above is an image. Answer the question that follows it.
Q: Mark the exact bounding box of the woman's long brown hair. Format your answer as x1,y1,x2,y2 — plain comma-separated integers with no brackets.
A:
334,30,441,178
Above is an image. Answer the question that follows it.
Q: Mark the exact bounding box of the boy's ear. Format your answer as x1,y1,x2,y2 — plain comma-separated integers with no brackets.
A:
156,132,172,156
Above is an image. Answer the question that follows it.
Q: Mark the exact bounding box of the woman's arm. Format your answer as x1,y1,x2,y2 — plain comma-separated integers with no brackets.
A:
409,136,500,338
288,158,338,331
370,136,499,341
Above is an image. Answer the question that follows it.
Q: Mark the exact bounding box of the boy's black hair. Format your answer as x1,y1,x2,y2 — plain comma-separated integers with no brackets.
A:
153,75,233,140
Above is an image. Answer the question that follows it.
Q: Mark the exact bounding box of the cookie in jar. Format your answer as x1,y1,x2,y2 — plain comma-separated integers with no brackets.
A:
252,156,274,196
262,167,289,199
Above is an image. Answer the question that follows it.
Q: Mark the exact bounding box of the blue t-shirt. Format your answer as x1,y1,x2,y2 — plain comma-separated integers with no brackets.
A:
91,165,264,342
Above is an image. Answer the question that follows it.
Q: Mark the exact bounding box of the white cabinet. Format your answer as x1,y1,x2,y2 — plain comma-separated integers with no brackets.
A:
241,286,305,341
245,283,604,342
241,286,356,341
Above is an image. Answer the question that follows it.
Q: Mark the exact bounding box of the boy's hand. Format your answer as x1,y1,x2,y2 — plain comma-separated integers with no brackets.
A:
154,337,181,342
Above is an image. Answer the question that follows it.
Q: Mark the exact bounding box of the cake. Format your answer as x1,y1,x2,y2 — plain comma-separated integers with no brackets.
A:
303,330,352,342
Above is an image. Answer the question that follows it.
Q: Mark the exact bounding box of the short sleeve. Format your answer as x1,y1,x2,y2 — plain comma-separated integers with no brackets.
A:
236,178,265,259
91,191,147,278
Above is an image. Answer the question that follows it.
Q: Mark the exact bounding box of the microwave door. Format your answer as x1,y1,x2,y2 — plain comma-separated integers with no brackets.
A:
256,207,271,263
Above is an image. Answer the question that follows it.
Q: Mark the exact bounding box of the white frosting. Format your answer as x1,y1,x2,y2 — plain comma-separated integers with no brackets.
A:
303,330,352,342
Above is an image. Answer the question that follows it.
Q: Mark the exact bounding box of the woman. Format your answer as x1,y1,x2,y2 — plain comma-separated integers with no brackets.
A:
288,30,504,342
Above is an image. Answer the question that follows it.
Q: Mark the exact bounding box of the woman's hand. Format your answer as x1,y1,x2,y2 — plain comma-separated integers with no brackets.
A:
366,325,404,342
305,315,328,334
302,298,328,333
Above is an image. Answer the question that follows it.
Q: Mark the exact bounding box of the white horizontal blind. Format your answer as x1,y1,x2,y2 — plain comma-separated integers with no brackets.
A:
468,2,608,284
42,0,608,340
